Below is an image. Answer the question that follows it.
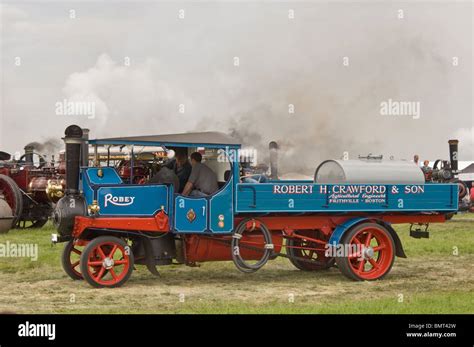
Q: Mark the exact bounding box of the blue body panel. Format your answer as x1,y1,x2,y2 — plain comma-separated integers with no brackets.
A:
236,182,458,213
86,167,123,185
82,167,169,216
81,149,235,233
174,196,207,232
80,165,458,236
96,185,169,216
172,175,234,233
209,177,234,233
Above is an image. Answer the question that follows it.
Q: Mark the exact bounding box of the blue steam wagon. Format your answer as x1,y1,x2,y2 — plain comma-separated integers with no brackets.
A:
52,125,462,287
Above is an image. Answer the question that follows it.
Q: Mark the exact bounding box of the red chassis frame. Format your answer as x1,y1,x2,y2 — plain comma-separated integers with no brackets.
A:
72,212,447,239
67,212,449,285
71,212,447,259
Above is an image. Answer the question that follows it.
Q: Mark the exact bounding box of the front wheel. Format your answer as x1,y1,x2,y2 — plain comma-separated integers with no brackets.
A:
335,223,395,281
80,236,134,288
61,240,84,280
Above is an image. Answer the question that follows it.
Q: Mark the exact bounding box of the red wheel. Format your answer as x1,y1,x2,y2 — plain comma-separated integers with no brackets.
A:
62,240,111,281
61,240,84,280
80,236,134,288
0,174,23,227
286,230,335,271
336,223,395,281
453,179,467,199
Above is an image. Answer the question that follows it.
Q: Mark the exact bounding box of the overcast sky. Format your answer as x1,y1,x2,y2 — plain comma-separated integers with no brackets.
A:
0,0,472,173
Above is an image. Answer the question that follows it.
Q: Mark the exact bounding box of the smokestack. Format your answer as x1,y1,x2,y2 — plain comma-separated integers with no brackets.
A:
269,141,279,180
64,125,83,193
24,145,34,166
81,128,90,167
448,139,459,172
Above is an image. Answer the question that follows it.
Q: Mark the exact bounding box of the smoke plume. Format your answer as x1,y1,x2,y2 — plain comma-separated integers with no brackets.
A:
1,2,472,175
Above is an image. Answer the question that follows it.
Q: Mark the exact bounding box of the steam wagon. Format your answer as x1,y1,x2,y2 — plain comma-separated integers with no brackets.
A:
52,125,462,288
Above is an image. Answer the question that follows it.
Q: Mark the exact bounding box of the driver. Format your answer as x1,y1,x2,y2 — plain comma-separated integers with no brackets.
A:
182,152,218,197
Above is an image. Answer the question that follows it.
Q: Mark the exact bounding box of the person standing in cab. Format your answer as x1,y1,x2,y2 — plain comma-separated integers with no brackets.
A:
165,148,192,193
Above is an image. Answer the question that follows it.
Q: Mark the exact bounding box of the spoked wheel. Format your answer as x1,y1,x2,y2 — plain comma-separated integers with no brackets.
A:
62,240,86,280
286,230,335,271
0,174,23,228
451,179,468,200
336,223,395,281
17,218,48,229
80,236,134,288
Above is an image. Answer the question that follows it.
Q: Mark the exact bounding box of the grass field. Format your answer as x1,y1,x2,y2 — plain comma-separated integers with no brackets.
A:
0,214,473,314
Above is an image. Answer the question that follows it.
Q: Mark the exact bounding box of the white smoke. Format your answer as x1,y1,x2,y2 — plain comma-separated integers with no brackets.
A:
61,54,194,136
455,127,474,159
1,2,472,174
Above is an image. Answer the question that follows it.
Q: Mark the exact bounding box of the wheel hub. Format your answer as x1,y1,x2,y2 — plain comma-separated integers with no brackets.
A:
363,246,374,259
102,257,115,269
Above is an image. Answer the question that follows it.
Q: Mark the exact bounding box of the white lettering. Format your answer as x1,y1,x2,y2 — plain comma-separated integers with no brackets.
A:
104,193,136,207
18,321,56,341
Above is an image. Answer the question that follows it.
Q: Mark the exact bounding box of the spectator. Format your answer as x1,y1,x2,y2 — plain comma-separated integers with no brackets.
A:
421,160,432,181
421,160,432,173
413,154,419,166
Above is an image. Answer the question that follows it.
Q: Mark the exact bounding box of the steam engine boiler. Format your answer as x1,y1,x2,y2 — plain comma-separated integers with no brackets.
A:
0,145,66,231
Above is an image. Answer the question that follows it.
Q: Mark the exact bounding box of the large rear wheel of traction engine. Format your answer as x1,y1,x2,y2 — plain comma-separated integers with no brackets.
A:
0,174,23,228
80,236,134,288
335,223,395,281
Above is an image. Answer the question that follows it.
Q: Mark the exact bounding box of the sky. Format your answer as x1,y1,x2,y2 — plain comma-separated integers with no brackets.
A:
0,0,472,174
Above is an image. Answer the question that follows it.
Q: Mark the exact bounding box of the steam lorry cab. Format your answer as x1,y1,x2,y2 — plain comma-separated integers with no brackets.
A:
53,125,461,288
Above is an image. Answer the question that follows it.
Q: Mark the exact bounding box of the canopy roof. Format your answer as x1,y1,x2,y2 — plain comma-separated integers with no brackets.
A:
89,131,241,148
460,163,474,174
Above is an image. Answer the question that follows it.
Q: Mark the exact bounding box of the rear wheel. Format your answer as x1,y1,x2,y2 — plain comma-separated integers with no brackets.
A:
80,236,134,288
0,174,23,228
336,223,395,281
286,230,335,271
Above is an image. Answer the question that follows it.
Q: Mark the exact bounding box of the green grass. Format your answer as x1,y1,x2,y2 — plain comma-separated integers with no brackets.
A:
127,291,473,314
395,213,474,255
0,214,473,314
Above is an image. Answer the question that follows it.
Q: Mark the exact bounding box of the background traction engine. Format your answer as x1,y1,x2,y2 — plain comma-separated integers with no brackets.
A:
0,145,65,231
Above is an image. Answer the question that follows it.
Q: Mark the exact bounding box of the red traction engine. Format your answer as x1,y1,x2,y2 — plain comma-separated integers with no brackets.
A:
0,146,65,231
